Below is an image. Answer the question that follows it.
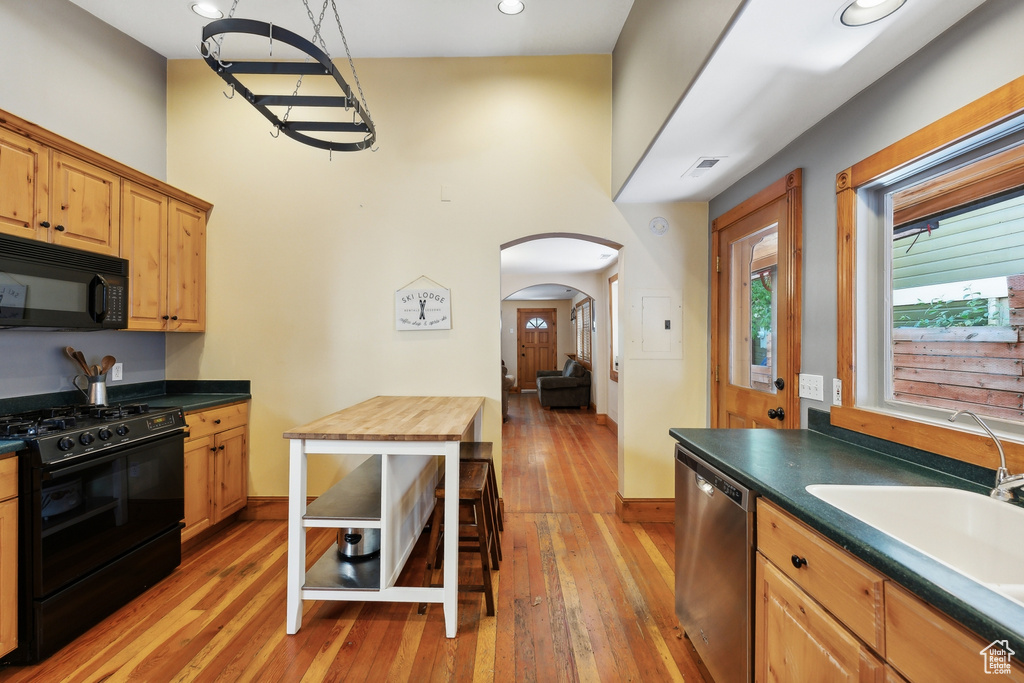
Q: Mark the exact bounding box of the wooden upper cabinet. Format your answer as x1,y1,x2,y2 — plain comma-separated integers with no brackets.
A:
167,200,206,332
121,181,169,330
0,127,49,242
51,151,120,256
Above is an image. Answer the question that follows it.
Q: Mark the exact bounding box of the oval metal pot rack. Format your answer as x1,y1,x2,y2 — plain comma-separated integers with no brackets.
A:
201,18,375,152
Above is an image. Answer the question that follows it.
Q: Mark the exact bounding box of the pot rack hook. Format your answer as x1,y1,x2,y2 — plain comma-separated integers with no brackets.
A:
197,41,232,70
269,22,274,57
269,125,281,139
223,83,235,100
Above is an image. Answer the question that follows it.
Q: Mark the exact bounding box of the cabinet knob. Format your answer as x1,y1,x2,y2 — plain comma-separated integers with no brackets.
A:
40,221,51,228
171,316,178,321
768,407,786,421
218,445,225,450
791,554,808,569
210,447,217,452
162,315,170,320
54,224,66,232
213,419,221,424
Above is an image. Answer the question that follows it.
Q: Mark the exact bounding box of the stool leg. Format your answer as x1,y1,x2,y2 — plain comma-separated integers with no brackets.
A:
473,498,495,616
482,476,501,567
488,462,503,531
418,498,444,615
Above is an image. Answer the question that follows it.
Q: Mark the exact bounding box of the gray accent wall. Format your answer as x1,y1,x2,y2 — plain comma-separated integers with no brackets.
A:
707,0,1024,424
0,0,169,399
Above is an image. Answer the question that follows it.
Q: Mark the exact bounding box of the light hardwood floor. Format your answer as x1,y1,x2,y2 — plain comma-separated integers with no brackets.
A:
0,394,701,682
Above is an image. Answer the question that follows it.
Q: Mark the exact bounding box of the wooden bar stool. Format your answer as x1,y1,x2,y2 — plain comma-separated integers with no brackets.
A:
460,441,503,536
419,460,497,616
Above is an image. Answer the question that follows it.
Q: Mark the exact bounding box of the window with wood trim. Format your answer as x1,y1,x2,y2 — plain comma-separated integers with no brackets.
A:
835,74,1024,472
609,275,619,382
574,297,593,368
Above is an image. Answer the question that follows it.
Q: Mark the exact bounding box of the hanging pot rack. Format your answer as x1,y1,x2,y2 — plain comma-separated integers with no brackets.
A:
200,17,376,152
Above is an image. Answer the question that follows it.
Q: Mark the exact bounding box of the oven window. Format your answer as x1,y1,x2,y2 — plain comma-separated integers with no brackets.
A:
36,435,184,596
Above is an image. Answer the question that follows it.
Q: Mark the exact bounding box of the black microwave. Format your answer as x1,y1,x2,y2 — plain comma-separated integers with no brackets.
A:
0,233,129,329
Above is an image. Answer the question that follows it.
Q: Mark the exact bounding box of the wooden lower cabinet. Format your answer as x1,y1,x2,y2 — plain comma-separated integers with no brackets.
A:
182,404,249,543
1,457,18,659
756,501,1024,683
755,554,885,682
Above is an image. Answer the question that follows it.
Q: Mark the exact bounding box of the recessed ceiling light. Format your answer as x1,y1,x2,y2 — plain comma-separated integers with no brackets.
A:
191,3,223,19
498,1,524,16
839,0,905,27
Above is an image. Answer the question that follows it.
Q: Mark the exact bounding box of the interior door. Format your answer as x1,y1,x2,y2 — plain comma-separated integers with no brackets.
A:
712,171,802,429
517,308,557,391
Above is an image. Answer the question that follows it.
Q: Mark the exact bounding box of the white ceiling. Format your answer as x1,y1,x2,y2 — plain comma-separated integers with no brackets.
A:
502,238,618,300
65,0,989,271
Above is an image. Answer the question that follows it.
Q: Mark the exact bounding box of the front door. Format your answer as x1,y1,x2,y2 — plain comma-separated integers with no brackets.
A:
712,171,802,429
517,308,557,391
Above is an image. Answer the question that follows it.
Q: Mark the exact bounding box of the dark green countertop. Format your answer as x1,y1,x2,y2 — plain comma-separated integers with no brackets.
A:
0,380,250,454
669,423,1024,656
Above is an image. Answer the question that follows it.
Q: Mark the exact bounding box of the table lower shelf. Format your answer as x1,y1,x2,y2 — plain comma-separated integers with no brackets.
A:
300,542,445,604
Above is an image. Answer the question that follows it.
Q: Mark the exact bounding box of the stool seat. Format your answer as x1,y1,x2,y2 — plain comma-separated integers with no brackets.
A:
434,460,488,499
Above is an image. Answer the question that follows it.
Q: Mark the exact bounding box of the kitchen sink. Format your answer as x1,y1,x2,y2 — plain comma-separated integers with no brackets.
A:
805,484,1024,606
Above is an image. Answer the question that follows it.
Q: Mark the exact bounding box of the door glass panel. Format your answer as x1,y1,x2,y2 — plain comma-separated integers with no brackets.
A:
729,224,778,394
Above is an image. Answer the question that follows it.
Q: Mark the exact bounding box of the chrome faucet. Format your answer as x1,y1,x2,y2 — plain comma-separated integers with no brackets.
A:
948,410,1024,502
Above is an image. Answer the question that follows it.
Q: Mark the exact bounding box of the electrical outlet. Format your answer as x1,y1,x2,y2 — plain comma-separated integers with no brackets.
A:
833,378,843,406
798,374,824,401
110,362,123,382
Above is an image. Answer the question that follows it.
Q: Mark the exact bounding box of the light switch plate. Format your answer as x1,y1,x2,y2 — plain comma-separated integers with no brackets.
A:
798,373,824,401
833,378,843,406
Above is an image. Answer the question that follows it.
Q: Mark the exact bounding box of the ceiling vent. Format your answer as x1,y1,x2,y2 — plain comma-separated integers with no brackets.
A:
682,156,725,179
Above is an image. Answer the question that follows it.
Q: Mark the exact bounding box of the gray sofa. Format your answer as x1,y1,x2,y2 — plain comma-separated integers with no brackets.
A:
537,359,591,409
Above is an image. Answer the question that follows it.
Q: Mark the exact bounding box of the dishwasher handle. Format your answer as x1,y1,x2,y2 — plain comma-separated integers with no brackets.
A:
695,473,716,498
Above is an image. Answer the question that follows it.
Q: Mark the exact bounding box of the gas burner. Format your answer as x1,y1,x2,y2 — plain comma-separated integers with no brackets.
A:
0,419,37,438
88,403,150,420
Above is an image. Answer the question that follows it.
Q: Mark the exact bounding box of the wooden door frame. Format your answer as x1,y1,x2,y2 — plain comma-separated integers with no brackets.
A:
710,170,802,428
516,307,558,390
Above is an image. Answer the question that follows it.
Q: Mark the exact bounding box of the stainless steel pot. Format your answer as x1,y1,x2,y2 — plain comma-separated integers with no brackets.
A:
336,528,380,559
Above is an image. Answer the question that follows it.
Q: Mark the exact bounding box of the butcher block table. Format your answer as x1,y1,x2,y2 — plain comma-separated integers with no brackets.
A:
283,395,485,638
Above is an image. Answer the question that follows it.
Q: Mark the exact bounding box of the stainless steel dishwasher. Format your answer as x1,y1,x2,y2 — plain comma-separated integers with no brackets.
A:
675,443,757,683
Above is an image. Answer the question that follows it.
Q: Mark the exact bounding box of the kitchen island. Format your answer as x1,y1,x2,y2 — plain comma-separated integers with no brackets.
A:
283,395,485,638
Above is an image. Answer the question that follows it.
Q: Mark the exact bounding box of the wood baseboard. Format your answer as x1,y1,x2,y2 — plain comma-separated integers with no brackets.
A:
240,496,314,520
615,492,675,523
596,414,618,436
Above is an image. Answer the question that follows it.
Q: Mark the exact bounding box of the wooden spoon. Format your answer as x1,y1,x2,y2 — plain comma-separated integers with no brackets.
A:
65,346,92,376
100,355,116,376
74,350,92,376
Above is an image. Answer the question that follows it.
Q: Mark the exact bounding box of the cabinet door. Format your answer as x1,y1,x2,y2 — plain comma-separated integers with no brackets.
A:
121,182,169,330
51,151,120,256
167,200,206,332
182,435,214,543
0,128,49,242
755,554,885,683
213,425,247,523
0,496,17,658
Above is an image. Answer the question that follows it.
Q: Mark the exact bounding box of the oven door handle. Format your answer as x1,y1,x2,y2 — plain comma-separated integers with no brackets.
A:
41,432,185,480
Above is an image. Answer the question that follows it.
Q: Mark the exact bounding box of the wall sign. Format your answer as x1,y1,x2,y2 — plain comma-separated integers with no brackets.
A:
396,276,451,330
0,283,26,320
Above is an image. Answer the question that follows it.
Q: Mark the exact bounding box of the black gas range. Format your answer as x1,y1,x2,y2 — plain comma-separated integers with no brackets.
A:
2,402,187,664
0,403,185,466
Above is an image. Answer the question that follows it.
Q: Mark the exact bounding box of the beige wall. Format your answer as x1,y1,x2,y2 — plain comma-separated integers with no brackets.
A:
611,0,744,196
166,55,707,500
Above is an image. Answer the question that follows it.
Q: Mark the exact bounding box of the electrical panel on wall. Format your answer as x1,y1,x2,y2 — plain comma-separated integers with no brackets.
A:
627,288,683,360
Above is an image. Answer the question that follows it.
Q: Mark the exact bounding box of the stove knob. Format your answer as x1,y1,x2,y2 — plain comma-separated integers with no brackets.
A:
80,432,95,446
58,436,75,451
98,428,113,440
116,424,130,437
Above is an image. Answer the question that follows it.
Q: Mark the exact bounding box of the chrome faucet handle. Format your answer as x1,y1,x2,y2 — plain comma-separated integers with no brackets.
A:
992,471,1024,501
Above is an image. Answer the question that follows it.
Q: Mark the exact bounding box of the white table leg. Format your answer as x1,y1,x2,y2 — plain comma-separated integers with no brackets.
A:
286,438,307,634
443,440,460,637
